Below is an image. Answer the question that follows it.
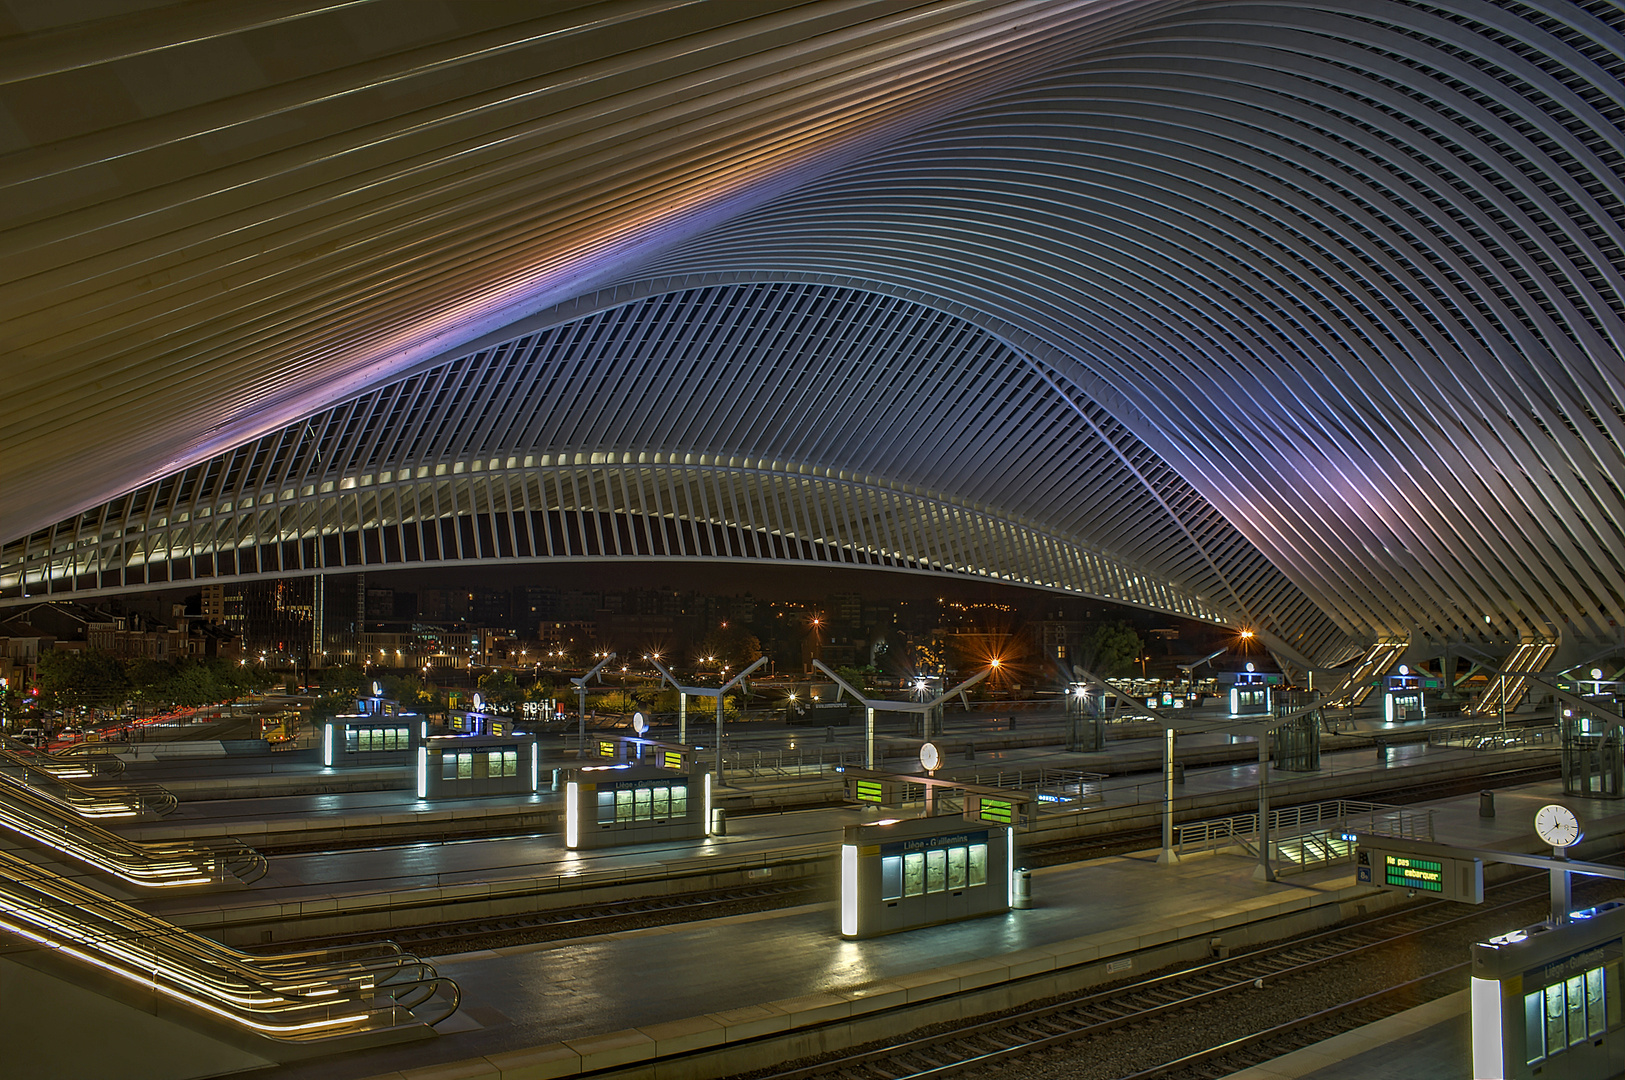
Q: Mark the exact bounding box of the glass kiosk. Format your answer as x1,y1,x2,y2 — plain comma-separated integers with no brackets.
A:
839,815,1013,938
416,733,542,799
323,690,423,767
563,763,710,849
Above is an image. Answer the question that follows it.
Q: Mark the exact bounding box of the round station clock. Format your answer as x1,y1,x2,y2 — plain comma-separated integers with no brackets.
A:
919,741,941,773
1534,804,1584,849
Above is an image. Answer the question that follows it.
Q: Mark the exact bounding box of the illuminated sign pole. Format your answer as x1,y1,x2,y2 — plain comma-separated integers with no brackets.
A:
813,660,993,770
570,652,615,756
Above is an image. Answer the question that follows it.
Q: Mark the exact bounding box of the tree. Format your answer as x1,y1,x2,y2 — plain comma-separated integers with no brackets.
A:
477,669,526,714
124,658,175,706
835,664,879,692
1078,621,1144,678
37,649,130,712
167,663,219,708
698,625,763,670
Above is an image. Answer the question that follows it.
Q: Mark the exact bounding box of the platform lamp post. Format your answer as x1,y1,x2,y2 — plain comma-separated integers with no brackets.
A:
570,652,615,755
650,656,767,787
813,660,994,770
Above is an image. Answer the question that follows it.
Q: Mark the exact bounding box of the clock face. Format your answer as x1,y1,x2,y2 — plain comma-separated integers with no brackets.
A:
919,741,941,772
1535,804,1583,848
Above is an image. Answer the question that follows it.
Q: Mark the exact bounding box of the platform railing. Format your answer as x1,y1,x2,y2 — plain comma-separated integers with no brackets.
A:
722,744,858,777
0,778,265,886
1176,798,1433,868
942,766,1107,808
55,740,130,770
0,847,459,1040
0,755,177,818
0,735,124,777
1427,722,1558,751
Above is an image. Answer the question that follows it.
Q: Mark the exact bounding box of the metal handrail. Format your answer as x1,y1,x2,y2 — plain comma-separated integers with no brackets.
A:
0,736,124,777
0,847,458,1040
0,755,176,818
55,740,131,769
1176,799,1433,857
0,779,265,886
1427,722,1557,750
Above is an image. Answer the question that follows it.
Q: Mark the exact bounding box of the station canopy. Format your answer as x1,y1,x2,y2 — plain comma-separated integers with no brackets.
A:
3,2,1624,672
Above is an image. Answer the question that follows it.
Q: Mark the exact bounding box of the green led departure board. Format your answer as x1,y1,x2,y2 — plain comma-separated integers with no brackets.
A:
1385,854,1444,893
966,795,1013,825
1358,843,1483,903
856,779,884,803
662,750,683,770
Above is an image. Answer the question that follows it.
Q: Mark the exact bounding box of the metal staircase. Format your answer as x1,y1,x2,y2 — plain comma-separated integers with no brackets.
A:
0,751,176,818
0,846,457,1042
1473,640,1557,716
0,777,265,887
1320,640,1408,709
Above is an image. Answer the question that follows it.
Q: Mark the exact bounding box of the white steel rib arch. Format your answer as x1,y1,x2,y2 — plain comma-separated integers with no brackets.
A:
1,0,1622,669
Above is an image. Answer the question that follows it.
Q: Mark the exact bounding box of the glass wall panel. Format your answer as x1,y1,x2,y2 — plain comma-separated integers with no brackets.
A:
635,787,652,820
1526,991,1545,1064
672,783,687,815
616,788,633,822
904,852,924,896
881,856,902,901
948,847,967,890
1547,984,1566,1055
1588,968,1606,1037
597,789,615,824
969,843,988,887
926,849,946,893
652,786,669,818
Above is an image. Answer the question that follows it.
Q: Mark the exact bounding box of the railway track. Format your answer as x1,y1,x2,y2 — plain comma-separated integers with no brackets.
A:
247,879,824,956
246,760,1561,953
730,856,1618,1080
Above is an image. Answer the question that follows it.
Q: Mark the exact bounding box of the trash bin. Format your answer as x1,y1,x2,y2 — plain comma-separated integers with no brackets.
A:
711,807,727,836
1013,867,1032,910
1480,790,1495,818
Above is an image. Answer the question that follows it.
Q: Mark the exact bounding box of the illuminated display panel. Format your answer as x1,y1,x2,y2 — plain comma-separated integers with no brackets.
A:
1385,854,1443,893
973,797,1013,825
856,779,884,803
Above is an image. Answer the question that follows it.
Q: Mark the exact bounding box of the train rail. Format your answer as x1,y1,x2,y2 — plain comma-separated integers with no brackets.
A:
730,857,1618,1080
251,880,824,956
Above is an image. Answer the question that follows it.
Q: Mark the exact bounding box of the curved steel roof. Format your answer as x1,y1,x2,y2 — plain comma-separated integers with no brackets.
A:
3,1,1623,665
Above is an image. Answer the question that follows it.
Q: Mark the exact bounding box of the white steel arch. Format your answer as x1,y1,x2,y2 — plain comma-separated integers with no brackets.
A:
1,1,1622,669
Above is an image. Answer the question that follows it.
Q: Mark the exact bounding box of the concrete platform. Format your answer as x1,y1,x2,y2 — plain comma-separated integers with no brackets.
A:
1220,991,1468,1079
229,778,1621,1080
99,737,1551,945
